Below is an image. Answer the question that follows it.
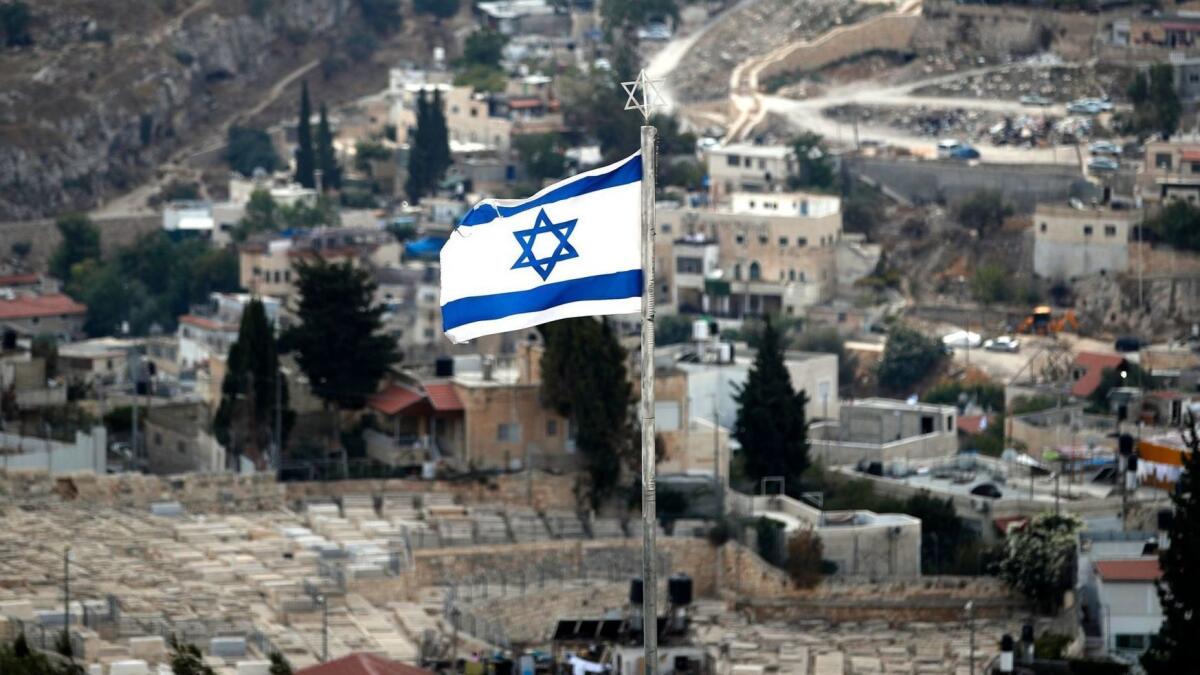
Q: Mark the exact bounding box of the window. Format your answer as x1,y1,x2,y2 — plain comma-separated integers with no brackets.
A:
797,237,807,247
177,441,186,454
1105,225,1117,237
1115,634,1148,650
546,420,557,436
661,223,671,233
758,234,768,245
748,200,756,208
799,271,806,282
788,269,795,281
497,423,521,442
735,234,745,245
743,157,752,168
779,237,788,246
470,108,478,117
758,158,766,169
1039,222,1047,232
451,105,459,114
749,261,761,281
285,270,291,282
677,257,703,274
154,433,163,446
1083,225,1093,236
733,264,742,281
726,155,740,167
946,415,954,431
1156,153,1173,170
1192,162,1200,173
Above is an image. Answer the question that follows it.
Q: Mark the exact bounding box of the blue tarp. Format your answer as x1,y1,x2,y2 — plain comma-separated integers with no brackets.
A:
405,236,447,259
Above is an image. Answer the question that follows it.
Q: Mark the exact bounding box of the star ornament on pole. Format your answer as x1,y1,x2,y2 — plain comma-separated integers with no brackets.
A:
622,70,666,122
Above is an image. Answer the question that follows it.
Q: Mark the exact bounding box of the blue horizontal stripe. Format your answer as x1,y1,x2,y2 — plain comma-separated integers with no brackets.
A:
443,269,642,331
459,153,641,226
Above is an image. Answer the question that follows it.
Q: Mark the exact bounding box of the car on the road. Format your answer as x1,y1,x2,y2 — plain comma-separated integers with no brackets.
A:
937,138,964,158
970,483,1004,499
1114,336,1142,352
983,335,1021,353
1089,141,1121,156
942,330,982,350
1019,94,1052,106
948,145,981,160
1088,156,1120,172
637,23,672,40
1067,100,1103,115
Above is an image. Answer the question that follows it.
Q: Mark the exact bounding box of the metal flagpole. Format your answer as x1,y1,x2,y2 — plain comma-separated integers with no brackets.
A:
624,69,663,675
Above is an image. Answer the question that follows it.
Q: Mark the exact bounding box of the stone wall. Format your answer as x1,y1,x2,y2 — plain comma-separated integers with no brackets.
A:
282,470,580,511
754,13,922,87
0,469,285,512
0,214,160,270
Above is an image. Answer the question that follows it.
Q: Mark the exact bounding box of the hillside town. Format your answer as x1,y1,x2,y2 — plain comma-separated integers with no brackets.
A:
0,0,1199,674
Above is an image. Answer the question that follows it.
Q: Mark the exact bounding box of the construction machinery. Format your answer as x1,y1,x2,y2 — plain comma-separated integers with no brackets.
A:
1016,306,1079,336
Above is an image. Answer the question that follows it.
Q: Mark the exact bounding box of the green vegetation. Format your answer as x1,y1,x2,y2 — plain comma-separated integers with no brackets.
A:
161,180,201,202
453,65,508,93
876,323,945,395
1,634,78,675
1145,200,1200,252
0,1,32,48
226,126,279,177
49,214,101,283
169,635,216,675
268,652,293,675
785,529,825,588
1128,63,1181,140
559,67,640,162
459,28,506,69
539,318,635,508
213,299,293,463
923,381,1004,412
1035,633,1072,660
971,261,1014,304
295,82,316,189
405,89,451,203
841,180,886,235
659,159,704,191
795,327,858,398
284,260,400,412
357,0,403,33
315,103,341,191
656,314,696,345
413,0,458,19
1142,418,1200,673
354,140,392,172
234,189,338,242
997,512,1082,614
955,189,1013,235
66,233,239,337
600,0,678,36
1011,394,1060,415
514,133,566,183
654,115,698,155
1088,363,1146,412
733,317,811,496
788,132,834,191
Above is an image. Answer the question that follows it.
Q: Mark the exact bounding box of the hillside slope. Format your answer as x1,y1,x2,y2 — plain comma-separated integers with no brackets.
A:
0,0,386,221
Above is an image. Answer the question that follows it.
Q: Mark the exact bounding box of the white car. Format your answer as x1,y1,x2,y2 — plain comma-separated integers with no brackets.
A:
942,330,982,349
1089,141,1121,156
983,336,1021,353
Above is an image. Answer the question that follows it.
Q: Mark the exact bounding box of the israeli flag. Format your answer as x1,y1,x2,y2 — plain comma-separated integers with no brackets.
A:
440,151,643,343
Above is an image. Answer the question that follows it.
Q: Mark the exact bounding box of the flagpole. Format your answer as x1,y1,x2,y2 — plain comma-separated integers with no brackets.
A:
639,122,659,675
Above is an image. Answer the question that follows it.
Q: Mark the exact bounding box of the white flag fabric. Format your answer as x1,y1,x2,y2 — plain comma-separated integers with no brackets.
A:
440,151,643,343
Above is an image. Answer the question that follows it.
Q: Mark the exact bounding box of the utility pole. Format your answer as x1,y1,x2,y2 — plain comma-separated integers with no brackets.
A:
274,363,283,473
63,547,71,633
965,600,975,675
318,594,328,662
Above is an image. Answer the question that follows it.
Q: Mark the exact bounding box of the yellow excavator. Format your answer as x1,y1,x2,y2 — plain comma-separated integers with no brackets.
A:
1016,306,1079,336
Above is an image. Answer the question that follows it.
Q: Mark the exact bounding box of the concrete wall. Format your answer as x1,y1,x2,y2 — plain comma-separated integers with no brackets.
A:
0,214,159,271
849,157,1098,211
754,13,922,86
0,427,106,475
1033,240,1129,279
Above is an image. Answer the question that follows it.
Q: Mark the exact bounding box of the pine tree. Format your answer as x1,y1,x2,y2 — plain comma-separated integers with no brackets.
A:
295,81,316,189
315,103,341,191
1142,415,1200,673
539,318,634,508
733,316,810,493
268,652,293,675
169,635,215,675
405,89,430,203
213,300,292,468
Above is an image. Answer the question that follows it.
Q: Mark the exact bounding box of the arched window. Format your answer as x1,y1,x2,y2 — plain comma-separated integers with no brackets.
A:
733,264,742,281
749,261,762,281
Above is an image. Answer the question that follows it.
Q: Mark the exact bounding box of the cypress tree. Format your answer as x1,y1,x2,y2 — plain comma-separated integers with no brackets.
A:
733,316,810,494
315,103,340,191
405,89,430,203
1142,416,1200,673
429,88,452,180
295,81,315,189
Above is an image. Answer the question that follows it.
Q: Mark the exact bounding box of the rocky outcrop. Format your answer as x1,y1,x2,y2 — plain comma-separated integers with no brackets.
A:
0,0,354,221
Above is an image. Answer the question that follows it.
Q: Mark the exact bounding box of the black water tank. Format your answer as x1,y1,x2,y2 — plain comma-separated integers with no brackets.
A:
1001,634,1014,652
1158,509,1174,530
1119,433,1134,455
435,356,454,377
1,330,15,350
630,577,643,605
668,574,693,606
1021,624,1034,644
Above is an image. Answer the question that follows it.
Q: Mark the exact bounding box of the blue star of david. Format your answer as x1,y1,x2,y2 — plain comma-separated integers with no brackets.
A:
511,208,579,281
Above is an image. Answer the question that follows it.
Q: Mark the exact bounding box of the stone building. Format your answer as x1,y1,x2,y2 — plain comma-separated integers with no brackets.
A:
1032,203,1136,279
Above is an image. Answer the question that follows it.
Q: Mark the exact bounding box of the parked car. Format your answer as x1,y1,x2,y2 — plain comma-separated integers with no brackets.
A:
1088,156,1120,172
942,330,982,349
970,483,1003,499
1114,336,1142,352
1019,94,1052,106
983,335,1021,352
949,145,981,160
937,138,964,158
1067,100,1103,115
637,23,672,40
1089,141,1121,156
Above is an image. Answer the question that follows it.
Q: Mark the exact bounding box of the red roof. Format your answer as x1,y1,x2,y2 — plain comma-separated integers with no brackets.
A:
0,294,85,321
1181,150,1200,163
508,97,543,110
1095,558,1161,583
179,314,236,332
297,653,434,675
424,382,463,412
993,515,1030,535
367,384,426,416
957,414,991,435
1071,352,1125,398
0,273,39,286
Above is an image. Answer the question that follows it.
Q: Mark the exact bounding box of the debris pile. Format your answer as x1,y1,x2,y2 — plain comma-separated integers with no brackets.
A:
824,103,1104,145
912,64,1128,103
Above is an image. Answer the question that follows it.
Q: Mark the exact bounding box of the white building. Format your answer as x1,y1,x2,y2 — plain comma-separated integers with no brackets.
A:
177,294,282,369
705,143,796,203
1032,203,1137,279
162,201,216,239
810,398,959,465
1094,558,1163,657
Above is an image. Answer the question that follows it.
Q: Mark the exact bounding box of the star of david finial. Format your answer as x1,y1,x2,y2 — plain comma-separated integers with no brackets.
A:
621,70,666,122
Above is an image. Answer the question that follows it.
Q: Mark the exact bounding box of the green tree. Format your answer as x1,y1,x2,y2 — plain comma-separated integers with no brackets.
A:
295,82,316,189
733,316,811,495
315,103,341,190
923,381,1005,412
405,89,451,202
354,139,392,172
413,0,459,19
0,1,33,48
268,652,293,675
904,492,975,574
795,327,858,398
600,0,678,36
539,318,635,508
213,300,292,466
226,126,279,177
877,323,945,394
169,635,216,675
1146,199,1200,252
286,260,399,412
971,261,1014,304
998,512,1082,614
429,89,451,181
1141,415,1200,673
514,133,566,182
789,132,834,190
50,214,101,282
786,529,825,588
1,635,62,675
955,189,1013,234
559,68,640,162
652,114,698,155
659,159,704,191
1087,363,1145,412
235,189,278,241
356,0,403,33
459,28,506,68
